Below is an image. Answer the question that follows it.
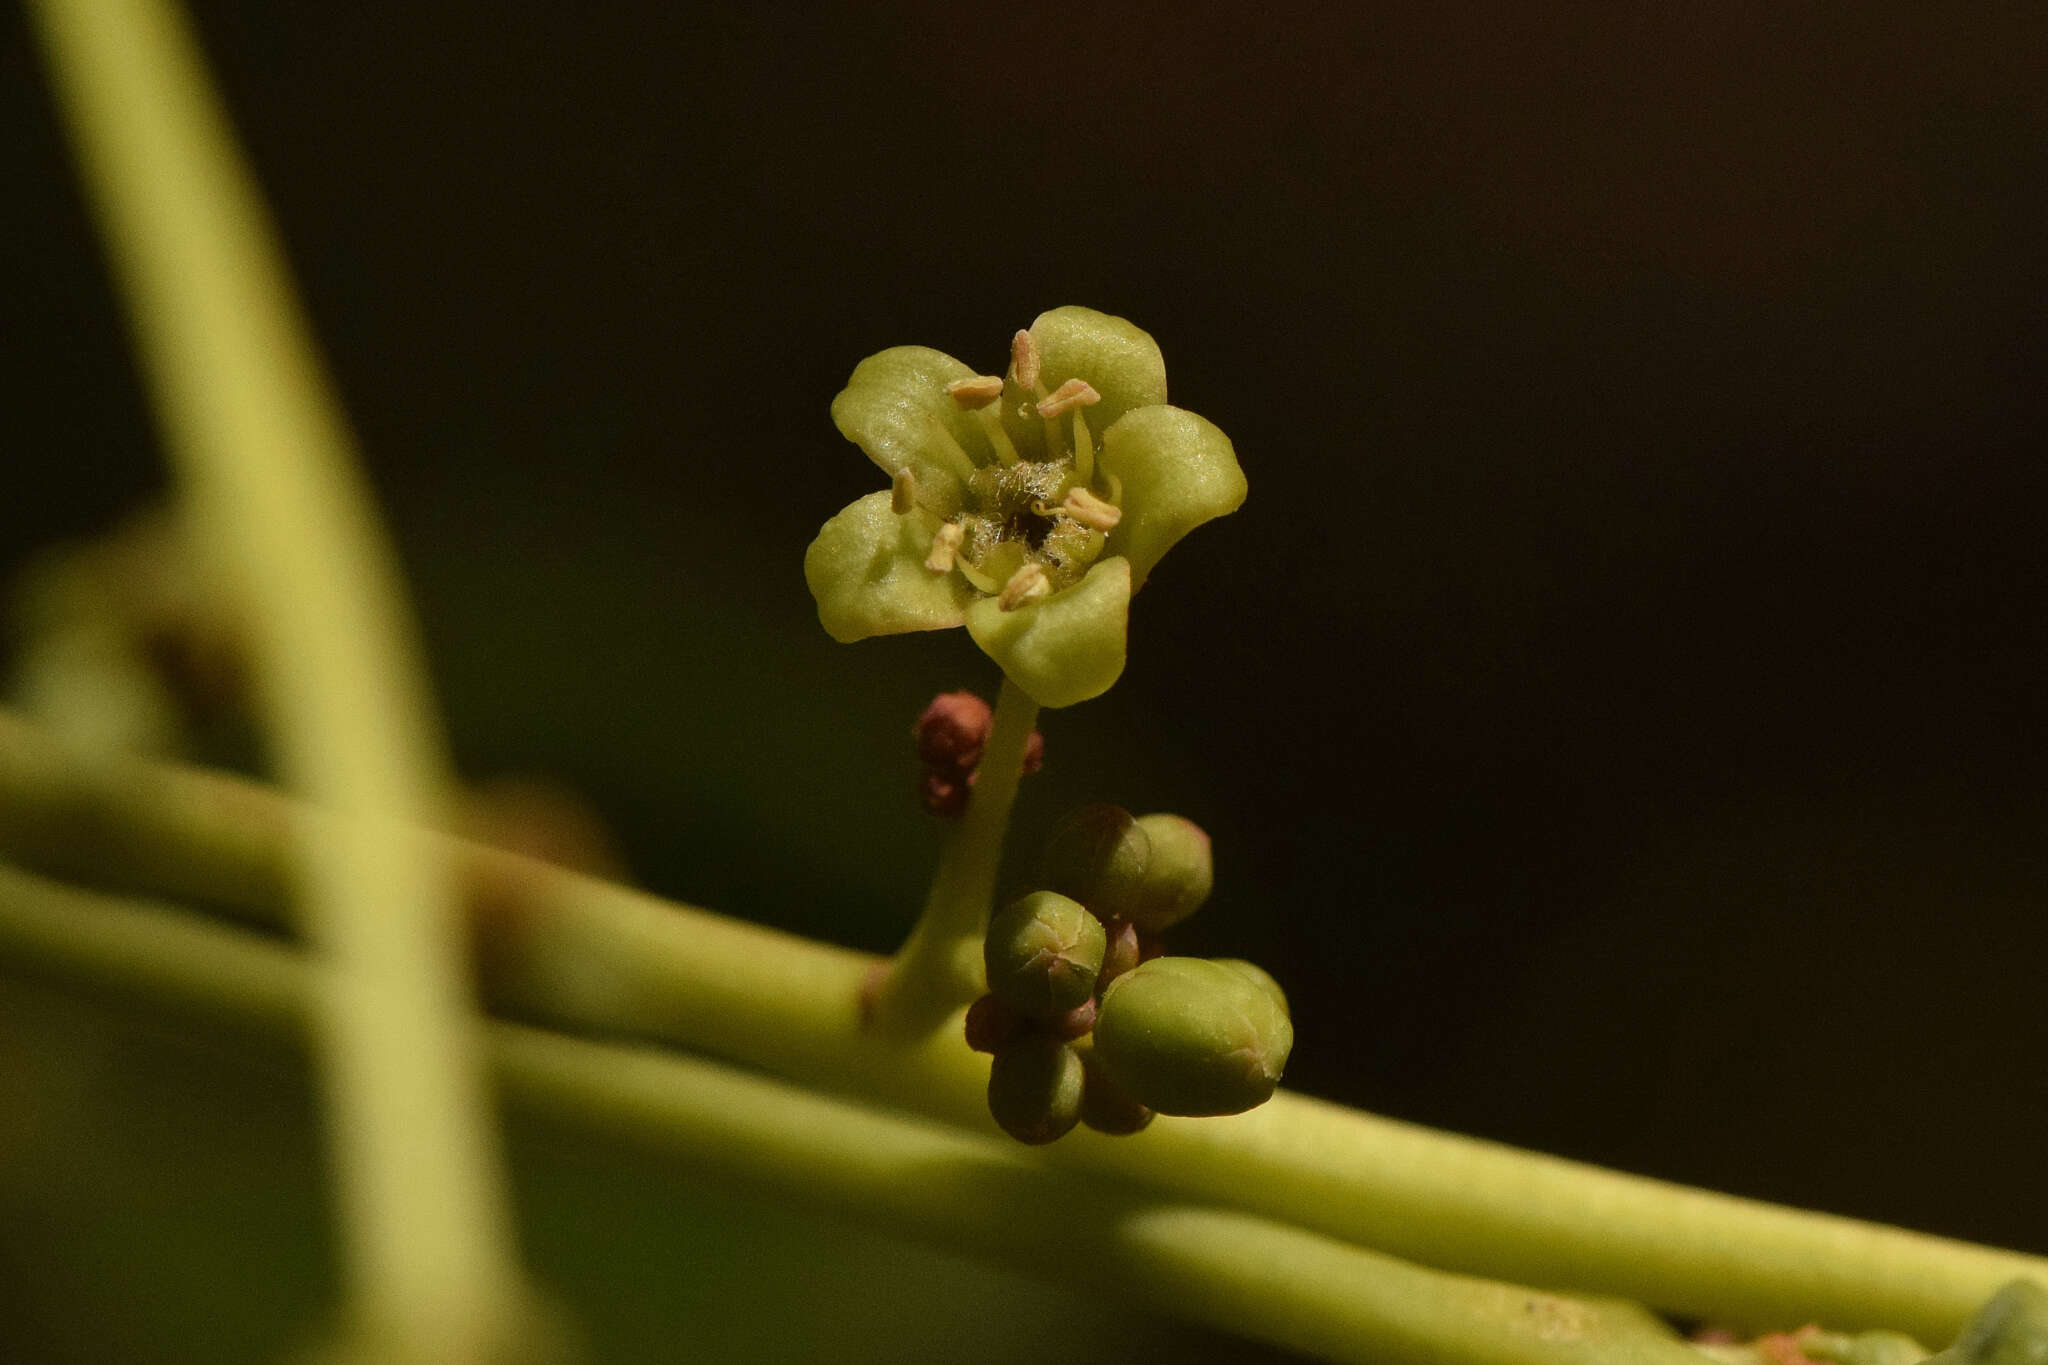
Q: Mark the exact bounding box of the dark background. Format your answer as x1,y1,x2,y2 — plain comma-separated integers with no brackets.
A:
5,2,2046,1360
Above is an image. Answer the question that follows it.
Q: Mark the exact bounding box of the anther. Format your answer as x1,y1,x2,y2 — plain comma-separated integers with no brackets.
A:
945,375,1005,409
1061,487,1121,531
891,467,917,514
925,521,965,573
1036,378,1101,418
998,561,1052,611
1010,330,1042,391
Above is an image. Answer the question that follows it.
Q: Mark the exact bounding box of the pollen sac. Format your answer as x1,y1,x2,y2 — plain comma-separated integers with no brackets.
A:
986,1035,1085,1145
1092,956,1292,1117
984,890,1106,1019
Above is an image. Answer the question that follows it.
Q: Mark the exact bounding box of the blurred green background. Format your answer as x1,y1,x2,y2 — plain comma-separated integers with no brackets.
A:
3,2,2045,1359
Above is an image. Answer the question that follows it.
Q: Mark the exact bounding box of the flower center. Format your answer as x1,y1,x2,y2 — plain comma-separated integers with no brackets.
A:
917,330,1125,609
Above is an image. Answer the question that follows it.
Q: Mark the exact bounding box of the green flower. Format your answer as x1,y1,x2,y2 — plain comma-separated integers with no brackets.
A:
804,306,1247,708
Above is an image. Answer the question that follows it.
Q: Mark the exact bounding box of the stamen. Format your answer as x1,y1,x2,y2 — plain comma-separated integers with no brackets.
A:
924,521,964,573
975,406,1020,464
924,415,982,478
998,561,1052,611
945,375,1005,409
890,467,917,514
1010,330,1042,392
1070,409,1095,483
954,552,1004,595
1035,378,1101,418
1061,487,1121,531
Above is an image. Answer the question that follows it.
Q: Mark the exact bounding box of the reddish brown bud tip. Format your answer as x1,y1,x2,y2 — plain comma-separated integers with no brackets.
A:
920,771,969,819
1096,917,1141,992
1079,1048,1155,1137
964,993,1027,1054
1046,996,1098,1041
914,690,993,775
1020,729,1046,776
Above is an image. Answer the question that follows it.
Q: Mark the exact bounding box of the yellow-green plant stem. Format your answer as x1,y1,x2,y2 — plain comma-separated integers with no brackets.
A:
0,861,1712,1365
865,677,1041,1036
26,3,524,1360
0,709,2042,1342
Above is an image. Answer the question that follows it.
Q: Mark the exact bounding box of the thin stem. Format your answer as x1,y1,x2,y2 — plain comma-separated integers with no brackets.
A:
0,707,2042,1342
0,862,1712,1365
864,677,1041,1036
25,3,525,1360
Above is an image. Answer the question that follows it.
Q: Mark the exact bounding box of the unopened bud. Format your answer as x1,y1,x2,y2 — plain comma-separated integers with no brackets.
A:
964,993,1027,1054
1041,803,1151,922
1078,1047,1154,1137
1212,958,1290,1019
1021,729,1046,776
984,891,1106,1018
1045,996,1098,1041
1096,917,1141,991
1093,956,1292,1117
914,690,992,774
920,771,969,818
1124,813,1213,933
986,1035,1084,1145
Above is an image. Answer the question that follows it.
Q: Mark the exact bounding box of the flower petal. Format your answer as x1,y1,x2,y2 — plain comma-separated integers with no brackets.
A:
1026,306,1168,435
830,347,984,513
805,491,973,642
967,556,1130,709
1098,405,1247,590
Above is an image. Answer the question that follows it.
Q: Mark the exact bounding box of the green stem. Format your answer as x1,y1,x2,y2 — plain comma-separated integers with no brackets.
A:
25,2,525,1358
0,707,2041,1342
864,677,1041,1037
0,861,1711,1365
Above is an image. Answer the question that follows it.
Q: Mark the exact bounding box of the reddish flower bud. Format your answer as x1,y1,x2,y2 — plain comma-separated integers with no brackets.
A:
1045,996,1098,1041
914,690,993,775
964,993,1027,1054
920,770,970,818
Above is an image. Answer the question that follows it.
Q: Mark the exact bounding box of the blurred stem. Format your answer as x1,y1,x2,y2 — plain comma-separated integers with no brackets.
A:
864,677,1041,1037
0,707,2044,1343
0,861,1710,1365
26,2,525,1359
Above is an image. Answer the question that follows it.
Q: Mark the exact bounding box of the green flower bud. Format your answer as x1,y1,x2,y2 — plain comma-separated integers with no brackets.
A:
984,891,1105,1018
1211,958,1290,1018
1077,1047,1154,1136
1041,803,1151,920
1093,956,1293,1117
986,1035,1085,1145
1928,1280,2048,1365
1125,812,1213,932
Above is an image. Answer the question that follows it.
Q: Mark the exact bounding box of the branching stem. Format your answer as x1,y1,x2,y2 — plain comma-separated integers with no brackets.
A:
864,677,1041,1037
0,707,2039,1343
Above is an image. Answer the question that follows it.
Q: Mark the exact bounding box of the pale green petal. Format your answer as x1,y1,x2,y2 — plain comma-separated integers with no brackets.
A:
830,347,987,514
966,556,1130,708
805,490,973,642
1027,306,1168,435
1098,405,1248,590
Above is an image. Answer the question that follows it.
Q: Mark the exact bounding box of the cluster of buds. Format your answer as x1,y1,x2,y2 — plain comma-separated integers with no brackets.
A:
912,690,1043,817
967,804,1292,1145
